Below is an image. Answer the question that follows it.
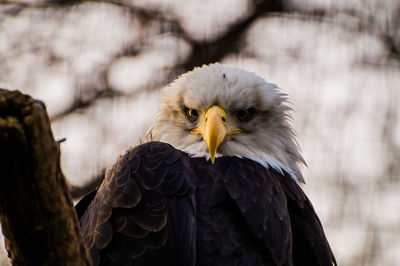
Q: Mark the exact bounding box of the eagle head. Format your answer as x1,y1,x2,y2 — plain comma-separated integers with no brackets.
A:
146,63,305,182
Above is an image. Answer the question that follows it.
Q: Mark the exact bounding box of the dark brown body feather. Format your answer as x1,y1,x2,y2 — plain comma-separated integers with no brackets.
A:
76,141,336,266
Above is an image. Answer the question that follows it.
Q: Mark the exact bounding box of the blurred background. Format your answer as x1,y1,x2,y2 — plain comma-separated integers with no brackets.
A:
1,0,399,265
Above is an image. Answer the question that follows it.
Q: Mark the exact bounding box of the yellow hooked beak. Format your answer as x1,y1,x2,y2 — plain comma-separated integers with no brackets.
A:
191,106,244,164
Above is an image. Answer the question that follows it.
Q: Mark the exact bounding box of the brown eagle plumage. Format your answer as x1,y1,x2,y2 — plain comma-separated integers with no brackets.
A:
76,64,336,266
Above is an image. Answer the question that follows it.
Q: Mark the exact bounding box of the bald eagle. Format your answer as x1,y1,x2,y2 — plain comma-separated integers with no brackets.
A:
76,64,336,266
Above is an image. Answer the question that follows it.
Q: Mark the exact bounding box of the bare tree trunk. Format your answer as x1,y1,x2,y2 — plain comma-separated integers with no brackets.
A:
0,89,91,265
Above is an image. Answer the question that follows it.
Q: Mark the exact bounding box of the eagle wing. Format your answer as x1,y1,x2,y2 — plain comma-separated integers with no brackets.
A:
78,142,196,266
277,172,337,266
210,157,336,265
202,157,293,265
77,142,335,266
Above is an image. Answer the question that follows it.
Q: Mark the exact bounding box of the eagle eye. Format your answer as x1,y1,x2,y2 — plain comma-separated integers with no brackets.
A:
185,107,199,122
236,108,255,122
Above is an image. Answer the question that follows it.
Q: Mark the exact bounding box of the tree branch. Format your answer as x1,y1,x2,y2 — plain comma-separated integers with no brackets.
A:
0,89,90,265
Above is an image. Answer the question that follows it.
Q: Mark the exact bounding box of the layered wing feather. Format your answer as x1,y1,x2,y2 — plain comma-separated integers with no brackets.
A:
277,172,337,266
78,142,196,266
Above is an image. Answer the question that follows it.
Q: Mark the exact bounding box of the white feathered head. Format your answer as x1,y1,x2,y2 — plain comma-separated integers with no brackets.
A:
147,63,305,182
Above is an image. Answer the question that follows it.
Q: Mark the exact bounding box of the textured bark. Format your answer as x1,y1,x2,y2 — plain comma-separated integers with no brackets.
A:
0,89,90,265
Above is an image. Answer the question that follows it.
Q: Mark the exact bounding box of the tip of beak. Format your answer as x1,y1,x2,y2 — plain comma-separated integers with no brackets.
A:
210,156,215,164
209,148,216,164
